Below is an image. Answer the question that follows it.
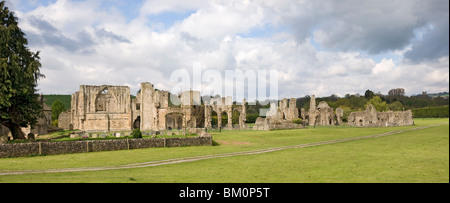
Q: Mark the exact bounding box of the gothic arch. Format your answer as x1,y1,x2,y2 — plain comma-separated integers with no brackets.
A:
95,87,118,112
166,112,183,130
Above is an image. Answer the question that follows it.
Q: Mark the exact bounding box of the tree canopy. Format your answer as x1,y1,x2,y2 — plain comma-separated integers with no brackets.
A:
364,96,388,112
0,1,44,139
51,100,66,126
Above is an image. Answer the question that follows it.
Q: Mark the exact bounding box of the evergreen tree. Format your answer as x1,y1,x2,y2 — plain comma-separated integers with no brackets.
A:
0,1,44,140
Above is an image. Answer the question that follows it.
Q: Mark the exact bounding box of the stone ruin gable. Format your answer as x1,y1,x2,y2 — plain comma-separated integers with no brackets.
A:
347,104,414,127
71,85,132,132
301,95,342,126
316,101,335,126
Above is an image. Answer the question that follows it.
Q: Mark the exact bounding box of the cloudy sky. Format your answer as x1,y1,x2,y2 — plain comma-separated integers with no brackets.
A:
5,0,449,99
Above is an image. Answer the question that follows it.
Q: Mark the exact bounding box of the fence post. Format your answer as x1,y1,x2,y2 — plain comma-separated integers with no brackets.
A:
38,142,42,155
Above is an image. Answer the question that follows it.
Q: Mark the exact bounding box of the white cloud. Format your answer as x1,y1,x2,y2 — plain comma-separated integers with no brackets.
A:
373,59,395,75
8,0,448,98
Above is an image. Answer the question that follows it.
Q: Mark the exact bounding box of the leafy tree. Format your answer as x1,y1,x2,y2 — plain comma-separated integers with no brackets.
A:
231,110,240,124
51,100,66,125
348,95,368,110
365,96,388,112
0,1,44,140
388,101,404,111
364,89,375,99
338,106,352,122
388,88,405,96
245,113,259,123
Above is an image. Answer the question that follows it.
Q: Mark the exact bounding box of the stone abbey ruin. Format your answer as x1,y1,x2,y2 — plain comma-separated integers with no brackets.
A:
59,82,247,132
56,82,414,133
347,104,414,127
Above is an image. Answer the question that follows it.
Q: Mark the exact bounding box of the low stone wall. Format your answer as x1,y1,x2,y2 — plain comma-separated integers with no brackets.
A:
0,136,213,158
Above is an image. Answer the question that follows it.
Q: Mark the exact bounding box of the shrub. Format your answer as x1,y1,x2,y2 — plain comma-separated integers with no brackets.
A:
246,113,259,123
292,118,303,124
132,128,142,139
412,106,449,118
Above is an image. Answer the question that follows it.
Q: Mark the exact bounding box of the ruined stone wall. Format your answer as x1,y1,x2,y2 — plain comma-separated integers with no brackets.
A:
0,136,213,158
68,82,244,132
58,111,71,130
348,104,414,127
135,84,200,131
316,101,335,126
253,116,304,131
154,90,170,131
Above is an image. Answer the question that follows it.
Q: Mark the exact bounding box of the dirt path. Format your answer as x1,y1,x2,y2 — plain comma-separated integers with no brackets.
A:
0,123,447,176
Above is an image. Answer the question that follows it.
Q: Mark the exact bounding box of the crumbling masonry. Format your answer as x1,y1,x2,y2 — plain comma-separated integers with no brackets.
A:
62,82,414,133
347,104,414,127
63,82,247,132
253,98,304,130
301,95,343,126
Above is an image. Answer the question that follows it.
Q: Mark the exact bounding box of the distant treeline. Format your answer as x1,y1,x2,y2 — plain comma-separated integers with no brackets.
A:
42,95,71,109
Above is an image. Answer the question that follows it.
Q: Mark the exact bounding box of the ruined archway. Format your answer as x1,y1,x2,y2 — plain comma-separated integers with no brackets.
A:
232,109,240,126
95,87,118,112
133,116,140,129
221,111,228,127
166,113,183,130
211,111,218,128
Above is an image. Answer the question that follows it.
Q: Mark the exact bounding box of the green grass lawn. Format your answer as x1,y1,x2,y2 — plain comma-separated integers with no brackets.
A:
0,118,448,183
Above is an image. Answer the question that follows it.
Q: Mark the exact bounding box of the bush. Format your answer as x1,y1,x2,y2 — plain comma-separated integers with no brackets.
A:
132,128,142,139
292,118,303,124
412,106,449,118
246,113,259,123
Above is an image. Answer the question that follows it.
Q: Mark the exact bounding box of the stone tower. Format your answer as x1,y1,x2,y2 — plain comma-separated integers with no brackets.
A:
310,95,316,110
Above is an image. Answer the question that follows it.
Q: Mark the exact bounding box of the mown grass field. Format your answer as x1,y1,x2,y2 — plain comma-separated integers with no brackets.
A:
0,118,448,183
